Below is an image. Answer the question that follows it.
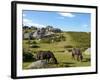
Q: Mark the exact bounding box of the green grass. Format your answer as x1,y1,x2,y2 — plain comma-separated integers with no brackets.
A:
23,32,91,69
23,62,32,69
66,32,91,47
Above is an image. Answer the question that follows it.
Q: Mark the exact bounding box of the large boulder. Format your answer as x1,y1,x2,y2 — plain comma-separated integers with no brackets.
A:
27,60,47,69
84,48,91,55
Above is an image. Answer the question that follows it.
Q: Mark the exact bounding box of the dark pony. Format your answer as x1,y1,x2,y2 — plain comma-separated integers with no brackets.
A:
72,48,83,61
35,51,58,64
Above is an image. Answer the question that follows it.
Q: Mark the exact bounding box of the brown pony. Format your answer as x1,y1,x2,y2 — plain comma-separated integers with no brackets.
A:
35,51,58,64
72,48,83,61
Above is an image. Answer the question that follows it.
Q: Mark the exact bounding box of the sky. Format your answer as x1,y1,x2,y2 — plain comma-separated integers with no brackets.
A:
23,10,91,32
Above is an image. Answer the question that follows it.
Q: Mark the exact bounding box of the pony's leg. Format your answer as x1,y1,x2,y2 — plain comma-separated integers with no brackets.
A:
80,55,83,61
72,54,75,60
46,59,49,63
77,55,79,61
46,59,48,63
47,59,49,63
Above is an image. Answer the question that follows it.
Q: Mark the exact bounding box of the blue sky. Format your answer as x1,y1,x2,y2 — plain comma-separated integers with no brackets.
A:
23,10,91,32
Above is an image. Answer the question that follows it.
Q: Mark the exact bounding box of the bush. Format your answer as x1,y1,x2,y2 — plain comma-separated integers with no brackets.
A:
23,52,35,62
24,38,29,40
66,48,72,52
67,49,72,52
32,41,37,44
30,37,36,40
64,45,73,48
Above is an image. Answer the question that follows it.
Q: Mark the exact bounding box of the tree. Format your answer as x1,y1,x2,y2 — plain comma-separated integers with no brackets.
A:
23,26,29,29
46,25,53,29
46,25,53,31
30,26,37,30
52,28,62,33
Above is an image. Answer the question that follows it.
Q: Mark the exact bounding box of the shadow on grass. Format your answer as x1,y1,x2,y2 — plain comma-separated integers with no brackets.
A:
82,58,91,62
62,62,75,64
57,62,75,67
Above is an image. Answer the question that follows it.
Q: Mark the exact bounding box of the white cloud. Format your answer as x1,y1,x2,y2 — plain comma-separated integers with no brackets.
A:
23,18,45,28
23,14,26,17
23,18,32,23
58,12,75,18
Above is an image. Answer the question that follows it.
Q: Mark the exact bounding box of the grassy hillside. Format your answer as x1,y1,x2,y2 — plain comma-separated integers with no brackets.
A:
66,32,91,48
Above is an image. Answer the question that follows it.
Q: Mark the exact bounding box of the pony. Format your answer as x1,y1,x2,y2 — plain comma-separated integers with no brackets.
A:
35,51,58,64
72,48,83,61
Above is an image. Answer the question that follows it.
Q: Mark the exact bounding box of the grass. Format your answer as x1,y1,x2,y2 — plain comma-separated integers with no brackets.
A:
23,32,91,69
67,32,91,47
23,62,32,69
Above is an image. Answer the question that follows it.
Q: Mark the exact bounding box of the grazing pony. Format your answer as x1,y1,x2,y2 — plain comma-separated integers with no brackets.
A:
35,51,58,64
72,48,83,61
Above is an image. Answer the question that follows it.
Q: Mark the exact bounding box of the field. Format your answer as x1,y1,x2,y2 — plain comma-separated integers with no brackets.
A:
23,31,91,69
